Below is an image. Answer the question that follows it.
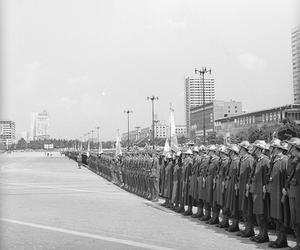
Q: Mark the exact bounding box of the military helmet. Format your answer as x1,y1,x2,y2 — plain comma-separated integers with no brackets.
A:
199,145,207,151
287,137,300,149
279,142,289,151
183,148,193,155
166,152,173,159
208,145,217,151
176,151,182,157
228,144,240,154
219,145,229,155
270,138,281,148
253,140,267,150
193,146,199,153
239,141,250,151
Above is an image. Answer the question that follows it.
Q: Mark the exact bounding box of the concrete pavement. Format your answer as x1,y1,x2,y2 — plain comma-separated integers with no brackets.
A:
0,152,296,250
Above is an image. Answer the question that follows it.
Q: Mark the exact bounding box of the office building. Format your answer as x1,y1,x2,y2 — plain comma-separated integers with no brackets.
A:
190,100,242,141
292,26,300,103
215,104,300,137
30,110,50,140
0,120,16,146
185,76,215,138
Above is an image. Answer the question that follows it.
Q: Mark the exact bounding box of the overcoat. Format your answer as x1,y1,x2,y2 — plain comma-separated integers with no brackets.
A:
190,155,202,201
238,154,254,213
198,155,210,201
225,155,240,216
206,155,219,205
216,156,229,207
163,160,174,199
287,157,300,225
171,160,182,204
250,154,270,215
268,153,288,222
182,157,193,205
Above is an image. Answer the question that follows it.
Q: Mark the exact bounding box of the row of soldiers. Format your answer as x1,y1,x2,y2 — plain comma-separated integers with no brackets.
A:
79,151,160,201
159,138,300,249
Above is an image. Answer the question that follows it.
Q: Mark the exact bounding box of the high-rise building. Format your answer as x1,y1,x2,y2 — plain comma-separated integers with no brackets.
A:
30,110,50,140
292,26,300,103
0,120,16,147
185,76,215,138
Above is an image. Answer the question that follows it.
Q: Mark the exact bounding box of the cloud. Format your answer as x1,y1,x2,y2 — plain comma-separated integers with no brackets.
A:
67,75,88,84
167,19,187,30
237,53,266,71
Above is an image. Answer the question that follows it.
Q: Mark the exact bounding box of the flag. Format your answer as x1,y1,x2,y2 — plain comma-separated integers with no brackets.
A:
169,107,179,152
87,140,90,157
163,138,170,156
115,135,122,156
98,140,103,154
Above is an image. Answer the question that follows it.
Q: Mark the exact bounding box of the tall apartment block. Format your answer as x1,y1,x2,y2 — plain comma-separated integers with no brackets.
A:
185,76,215,138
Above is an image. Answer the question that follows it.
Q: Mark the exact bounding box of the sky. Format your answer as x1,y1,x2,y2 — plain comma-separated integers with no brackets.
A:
1,0,299,141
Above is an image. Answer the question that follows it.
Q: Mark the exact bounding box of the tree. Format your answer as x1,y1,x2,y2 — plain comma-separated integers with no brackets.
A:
276,118,300,140
16,138,28,149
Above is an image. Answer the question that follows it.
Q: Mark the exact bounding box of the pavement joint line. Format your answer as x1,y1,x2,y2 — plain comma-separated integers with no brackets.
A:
0,218,178,250
1,182,130,194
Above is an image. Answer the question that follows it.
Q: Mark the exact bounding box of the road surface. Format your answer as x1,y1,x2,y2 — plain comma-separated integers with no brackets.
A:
0,152,296,250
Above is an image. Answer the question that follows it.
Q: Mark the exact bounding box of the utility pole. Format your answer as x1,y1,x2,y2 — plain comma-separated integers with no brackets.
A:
91,130,94,149
124,110,133,150
147,95,159,149
195,67,211,145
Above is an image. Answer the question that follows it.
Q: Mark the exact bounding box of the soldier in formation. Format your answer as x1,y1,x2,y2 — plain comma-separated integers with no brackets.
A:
65,137,300,249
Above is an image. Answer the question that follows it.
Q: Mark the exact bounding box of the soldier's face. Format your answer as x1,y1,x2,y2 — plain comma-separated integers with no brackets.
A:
290,146,300,157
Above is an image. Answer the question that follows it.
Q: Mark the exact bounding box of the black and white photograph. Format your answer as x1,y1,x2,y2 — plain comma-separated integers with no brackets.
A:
0,0,300,249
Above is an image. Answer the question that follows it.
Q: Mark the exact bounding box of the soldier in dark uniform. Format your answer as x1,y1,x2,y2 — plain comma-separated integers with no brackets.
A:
286,138,300,250
224,144,240,232
236,141,255,238
267,139,289,248
206,146,220,225
163,153,173,207
181,149,193,215
249,140,270,243
191,147,203,218
215,145,230,228
171,151,183,211
199,147,211,221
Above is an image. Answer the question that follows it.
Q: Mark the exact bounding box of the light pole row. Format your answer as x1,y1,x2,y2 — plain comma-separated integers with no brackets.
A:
124,95,159,151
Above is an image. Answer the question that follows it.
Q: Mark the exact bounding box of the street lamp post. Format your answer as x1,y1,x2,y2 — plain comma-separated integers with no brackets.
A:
124,110,133,150
96,126,100,152
195,67,211,145
91,130,94,149
147,95,159,149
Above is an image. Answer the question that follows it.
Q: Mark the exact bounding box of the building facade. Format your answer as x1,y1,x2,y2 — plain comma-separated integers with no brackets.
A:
215,104,300,137
121,124,187,143
0,120,16,147
292,26,300,104
31,110,50,140
185,76,215,138
190,100,242,142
